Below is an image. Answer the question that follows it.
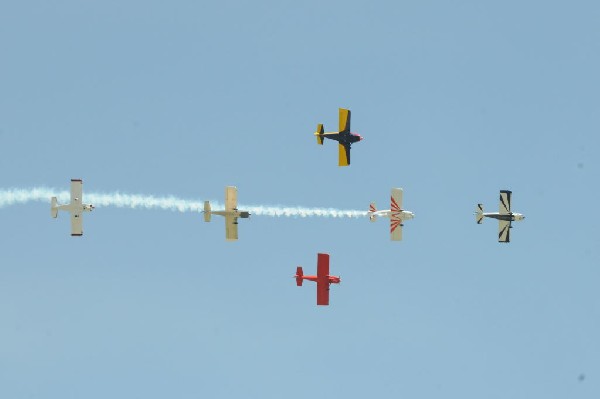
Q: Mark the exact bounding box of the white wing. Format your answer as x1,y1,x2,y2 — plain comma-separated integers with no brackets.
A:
498,220,510,243
225,186,238,211
499,190,512,215
71,179,83,205
225,215,238,241
391,188,403,212
71,212,83,236
390,216,403,241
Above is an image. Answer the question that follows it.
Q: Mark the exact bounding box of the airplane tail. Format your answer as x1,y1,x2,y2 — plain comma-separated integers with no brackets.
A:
369,202,377,222
203,201,211,222
295,267,303,286
315,124,324,145
475,204,484,224
51,197,58,218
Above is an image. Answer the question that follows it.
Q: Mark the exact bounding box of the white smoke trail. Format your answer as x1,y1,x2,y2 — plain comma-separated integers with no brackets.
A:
0,187,368,218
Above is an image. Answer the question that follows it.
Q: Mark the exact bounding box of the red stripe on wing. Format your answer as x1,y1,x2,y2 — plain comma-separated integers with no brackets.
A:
391,196,401,212
390,215,402,232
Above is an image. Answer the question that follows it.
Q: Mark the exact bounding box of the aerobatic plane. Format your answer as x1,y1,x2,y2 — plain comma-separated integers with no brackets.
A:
475,190,525,243
203,186,250,241
294,253,340,306
51,179,95,236
368,188,415,241
314,108,363,166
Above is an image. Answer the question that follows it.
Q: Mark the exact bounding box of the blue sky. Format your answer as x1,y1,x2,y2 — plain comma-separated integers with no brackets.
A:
1,1,599,398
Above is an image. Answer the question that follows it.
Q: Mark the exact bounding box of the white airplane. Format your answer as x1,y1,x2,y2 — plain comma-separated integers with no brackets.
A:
51,179,95,236
368,188,415,241
203,186,250,241
475,190,525,243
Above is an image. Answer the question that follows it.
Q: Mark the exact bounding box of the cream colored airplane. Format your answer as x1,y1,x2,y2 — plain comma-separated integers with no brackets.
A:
203,186,250,241
475,190,525,243
368,188,414,241
51,179,95,236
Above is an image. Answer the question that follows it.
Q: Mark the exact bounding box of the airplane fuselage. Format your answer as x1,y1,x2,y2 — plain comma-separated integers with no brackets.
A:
56,202,94,214
370,210,415,221
298,275,341,285
322,131,363,146
209,210,250,219
482,212,525,222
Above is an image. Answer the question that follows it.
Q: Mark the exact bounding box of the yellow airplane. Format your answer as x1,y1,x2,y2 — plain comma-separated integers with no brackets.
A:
314,108,363,166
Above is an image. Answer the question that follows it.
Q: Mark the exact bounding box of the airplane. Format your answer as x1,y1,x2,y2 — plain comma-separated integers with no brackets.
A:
51,179,95,236
368,188,415,241
475,190,525,243
203,186,250,241
294,253,340,306
314,108,363,166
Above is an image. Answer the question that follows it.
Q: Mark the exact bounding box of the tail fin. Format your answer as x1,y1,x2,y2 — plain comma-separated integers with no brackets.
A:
475,204,484,224
295,267,303,286
315,124,324,145
203,201,211,222
369,202,377,222
51,197,58,218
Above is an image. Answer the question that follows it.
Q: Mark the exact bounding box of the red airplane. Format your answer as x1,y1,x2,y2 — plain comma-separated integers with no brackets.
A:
294,253,341,306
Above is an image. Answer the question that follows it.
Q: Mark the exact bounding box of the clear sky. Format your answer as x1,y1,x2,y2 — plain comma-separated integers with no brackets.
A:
1,1,599,398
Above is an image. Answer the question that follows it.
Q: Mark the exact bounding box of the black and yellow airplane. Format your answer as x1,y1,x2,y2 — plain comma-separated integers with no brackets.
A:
314,108,363,166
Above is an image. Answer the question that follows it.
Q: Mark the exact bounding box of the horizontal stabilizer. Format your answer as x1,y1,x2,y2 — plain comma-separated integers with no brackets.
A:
51,197,58,218
203,201,211,222
369,202,377,222
475,204,484,224
295,266,303,286
315,124,324,145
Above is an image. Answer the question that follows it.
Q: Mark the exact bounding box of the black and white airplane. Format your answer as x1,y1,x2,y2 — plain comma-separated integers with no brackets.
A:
475,190,525,243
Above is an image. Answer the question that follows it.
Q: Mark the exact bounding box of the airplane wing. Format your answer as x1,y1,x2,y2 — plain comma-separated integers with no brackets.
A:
225,186,237,211
316,254,332,305
317,253,330,277
499,190,512,215
498,220,511,243
338,108,351,132
316,280,330,305
71,212,83,236
70,179,83,204
391,188,403,212
338,143,351,166
225,215,239,241
390,216,403,241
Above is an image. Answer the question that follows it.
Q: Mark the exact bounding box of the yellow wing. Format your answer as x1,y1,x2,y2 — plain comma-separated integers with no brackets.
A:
338,108,351,132
338,143,350,166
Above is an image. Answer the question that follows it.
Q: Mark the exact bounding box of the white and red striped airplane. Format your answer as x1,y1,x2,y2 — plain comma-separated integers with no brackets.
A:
368,188,414,241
